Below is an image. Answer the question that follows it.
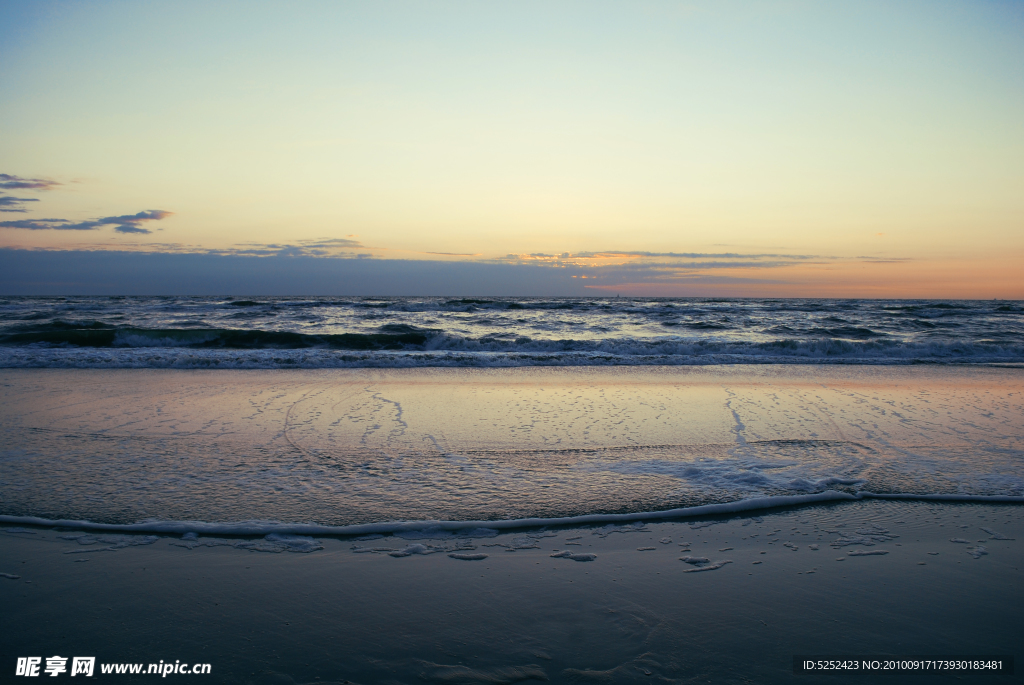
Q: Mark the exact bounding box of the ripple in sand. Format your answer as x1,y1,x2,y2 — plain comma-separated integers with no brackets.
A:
848,549,888,556
831,525,898,549
637,547,656,551
448,553,488,561
419,663,547,684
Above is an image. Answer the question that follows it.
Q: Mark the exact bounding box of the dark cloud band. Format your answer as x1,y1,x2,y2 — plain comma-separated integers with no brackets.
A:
0,196,40,213
0,173,61,191
0,210,172,234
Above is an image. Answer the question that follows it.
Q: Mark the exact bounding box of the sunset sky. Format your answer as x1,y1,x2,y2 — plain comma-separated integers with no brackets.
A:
1,0,1022,297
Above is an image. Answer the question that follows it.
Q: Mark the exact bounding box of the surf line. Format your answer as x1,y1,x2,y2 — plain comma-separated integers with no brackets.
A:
2,491,1022,537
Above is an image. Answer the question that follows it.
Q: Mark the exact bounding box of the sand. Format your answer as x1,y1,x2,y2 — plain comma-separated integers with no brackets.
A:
2,501,1022,683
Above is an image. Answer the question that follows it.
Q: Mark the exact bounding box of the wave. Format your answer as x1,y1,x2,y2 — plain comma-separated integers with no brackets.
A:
2,491,1020,537
1,329,1023,367
0,324,436,351
1,296,1020,367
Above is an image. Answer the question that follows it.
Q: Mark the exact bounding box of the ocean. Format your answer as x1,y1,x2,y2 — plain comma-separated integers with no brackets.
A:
1,296,1022,369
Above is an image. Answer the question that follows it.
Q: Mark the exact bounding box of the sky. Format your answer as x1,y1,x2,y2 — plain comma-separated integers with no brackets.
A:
1,0,1022,297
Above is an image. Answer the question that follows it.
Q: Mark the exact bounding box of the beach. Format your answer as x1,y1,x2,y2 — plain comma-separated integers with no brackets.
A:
1,365,1021,682
4,0,1024,678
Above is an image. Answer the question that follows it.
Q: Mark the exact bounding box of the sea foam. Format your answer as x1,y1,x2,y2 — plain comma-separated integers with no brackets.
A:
3,491,1021,537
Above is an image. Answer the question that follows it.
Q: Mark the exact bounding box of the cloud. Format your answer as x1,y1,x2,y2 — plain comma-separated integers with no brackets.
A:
100,210,174,234
0,196,40,213
855,256,913,263
0,174,61,191
0,218,76,230
0,210,173,234
296,237,363,249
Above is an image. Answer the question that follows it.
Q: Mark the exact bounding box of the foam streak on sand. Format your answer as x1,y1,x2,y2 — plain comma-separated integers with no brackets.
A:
2,492,1022,536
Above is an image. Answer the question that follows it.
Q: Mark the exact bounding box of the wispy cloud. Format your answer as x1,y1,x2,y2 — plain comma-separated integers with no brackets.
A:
855,256,913,264
0,218,78,230
0,174,61,191
0,210,173,234
0,236,368,257
0,196,40,213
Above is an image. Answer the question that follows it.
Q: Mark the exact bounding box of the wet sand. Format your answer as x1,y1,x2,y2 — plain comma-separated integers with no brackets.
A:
1,500,1021,684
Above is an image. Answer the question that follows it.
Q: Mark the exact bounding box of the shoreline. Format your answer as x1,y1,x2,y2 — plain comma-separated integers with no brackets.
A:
2,491,1024,537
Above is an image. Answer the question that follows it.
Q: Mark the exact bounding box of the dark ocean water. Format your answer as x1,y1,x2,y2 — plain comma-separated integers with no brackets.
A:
1,296,1021,368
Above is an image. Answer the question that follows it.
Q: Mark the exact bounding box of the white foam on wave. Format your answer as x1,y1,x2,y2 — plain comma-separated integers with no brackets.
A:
3,335,1023,369
3,491,1021,538
584,457,869,500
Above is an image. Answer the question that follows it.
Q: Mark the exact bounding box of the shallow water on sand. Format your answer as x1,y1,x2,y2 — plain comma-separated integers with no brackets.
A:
1,366,1021,529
